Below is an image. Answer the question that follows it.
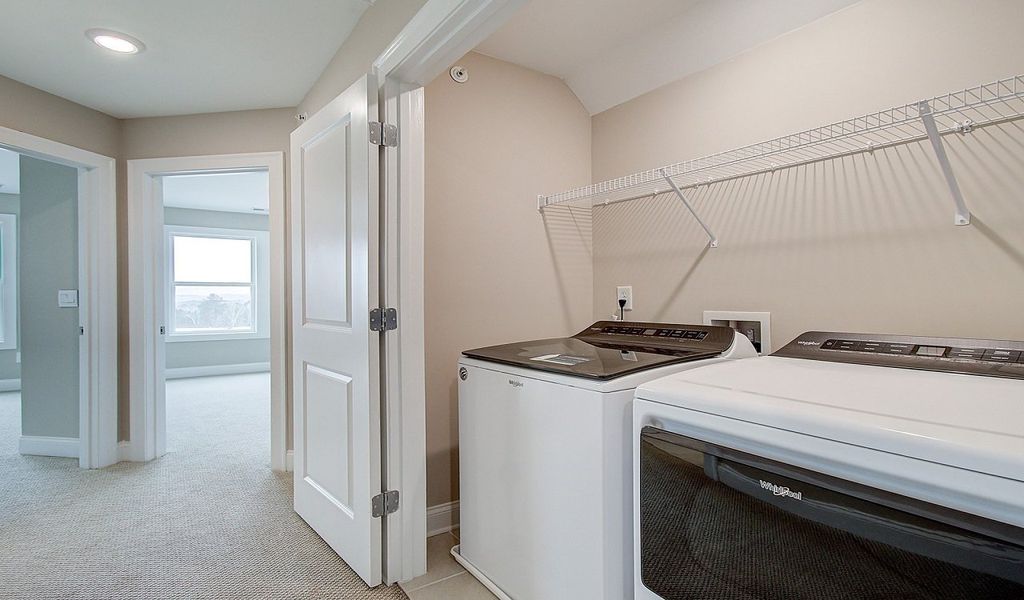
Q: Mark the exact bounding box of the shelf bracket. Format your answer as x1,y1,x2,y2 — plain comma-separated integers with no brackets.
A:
660,169,719,248
918,100,971,226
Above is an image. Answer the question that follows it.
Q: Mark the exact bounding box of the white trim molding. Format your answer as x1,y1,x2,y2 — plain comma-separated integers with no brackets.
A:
373,0,526,88
166,362,271,380
370,0,523,585
426,501,460,538
0,125,118,470
128,153,287,470
20,435,80,458
285,449,294,472
0,378,20,392
0,212,17,351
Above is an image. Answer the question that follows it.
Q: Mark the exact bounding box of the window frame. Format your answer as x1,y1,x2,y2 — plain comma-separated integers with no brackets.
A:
164,224,269,342
0,213,17,351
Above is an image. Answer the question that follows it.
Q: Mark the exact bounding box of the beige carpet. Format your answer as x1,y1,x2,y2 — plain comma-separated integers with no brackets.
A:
0,374,407,600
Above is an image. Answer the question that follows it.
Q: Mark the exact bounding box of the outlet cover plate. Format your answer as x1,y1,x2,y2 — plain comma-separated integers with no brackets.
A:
616,286,633,311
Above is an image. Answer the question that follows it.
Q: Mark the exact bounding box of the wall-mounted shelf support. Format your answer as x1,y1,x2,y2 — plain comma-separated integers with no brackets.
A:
918,100,971,226
660,169,718,248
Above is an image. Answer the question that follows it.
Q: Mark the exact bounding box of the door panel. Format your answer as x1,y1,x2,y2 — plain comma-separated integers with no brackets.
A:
291,73,381,586
303,364,354,513
300,118,351,326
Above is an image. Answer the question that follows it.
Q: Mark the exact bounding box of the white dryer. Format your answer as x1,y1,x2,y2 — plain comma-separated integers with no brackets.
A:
454,321,756,600
633,331,1024,600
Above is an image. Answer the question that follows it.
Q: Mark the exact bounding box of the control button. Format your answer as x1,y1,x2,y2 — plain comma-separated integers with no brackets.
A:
682,330,700,339
835,340,858,351
949,347,986,360
983,349,1020,363
858,341,884,353
670,330,684,338
655,330,670,337
821,339,838,349
880,344,913,355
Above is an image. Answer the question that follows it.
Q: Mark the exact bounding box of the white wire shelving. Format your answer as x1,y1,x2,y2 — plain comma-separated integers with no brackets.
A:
537,74,1024,243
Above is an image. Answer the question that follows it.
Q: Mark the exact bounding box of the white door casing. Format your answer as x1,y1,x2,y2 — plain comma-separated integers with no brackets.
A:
290,74,383,586
0,125,118,469
127,153,287,467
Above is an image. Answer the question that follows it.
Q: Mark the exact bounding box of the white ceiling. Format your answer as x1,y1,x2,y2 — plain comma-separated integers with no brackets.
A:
0,149,18,195
0,0,372,118
477,0,861,115
162,171,269,214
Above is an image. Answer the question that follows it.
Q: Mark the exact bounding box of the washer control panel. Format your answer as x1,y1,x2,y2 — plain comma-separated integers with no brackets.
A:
598,324,709,341
579,321,734,353
777,331,1024,380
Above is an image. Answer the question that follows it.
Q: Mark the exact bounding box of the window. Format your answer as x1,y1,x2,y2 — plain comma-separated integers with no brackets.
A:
0,213,16,350
165,225,268,340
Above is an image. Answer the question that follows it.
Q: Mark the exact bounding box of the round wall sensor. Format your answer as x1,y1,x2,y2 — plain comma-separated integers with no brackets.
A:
450,65,469,83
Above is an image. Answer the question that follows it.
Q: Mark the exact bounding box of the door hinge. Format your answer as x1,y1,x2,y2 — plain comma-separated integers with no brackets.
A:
369,307,398,332
371,490,400,518
369,121,398,147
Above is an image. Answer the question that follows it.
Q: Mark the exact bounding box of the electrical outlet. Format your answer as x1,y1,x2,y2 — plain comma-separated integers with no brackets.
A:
616,286,633,311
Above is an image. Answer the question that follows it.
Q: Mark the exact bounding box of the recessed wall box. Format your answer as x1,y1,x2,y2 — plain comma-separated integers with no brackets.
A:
703,311,771,354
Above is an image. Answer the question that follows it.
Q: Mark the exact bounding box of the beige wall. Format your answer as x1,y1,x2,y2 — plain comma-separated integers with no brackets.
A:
297,0,427,116
0,74,121,158
590,0,1024,348
122,109,294,159
424,51,592,505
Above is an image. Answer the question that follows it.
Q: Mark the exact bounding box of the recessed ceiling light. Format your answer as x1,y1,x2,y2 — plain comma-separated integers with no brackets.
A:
86,29,145,54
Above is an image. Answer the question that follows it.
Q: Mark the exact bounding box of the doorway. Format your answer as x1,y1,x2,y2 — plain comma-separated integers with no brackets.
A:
0,127,117,469
162,171,273,461
127,153,286,469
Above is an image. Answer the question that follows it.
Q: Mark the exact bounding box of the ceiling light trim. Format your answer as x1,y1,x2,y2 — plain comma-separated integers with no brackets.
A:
86,28,146,54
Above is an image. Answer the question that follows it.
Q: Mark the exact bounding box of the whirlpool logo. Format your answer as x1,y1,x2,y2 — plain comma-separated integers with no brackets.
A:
507,379,524,388
760,479,803,501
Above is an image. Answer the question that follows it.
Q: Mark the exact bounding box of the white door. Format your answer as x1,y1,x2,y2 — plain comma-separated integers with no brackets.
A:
290,73,383,586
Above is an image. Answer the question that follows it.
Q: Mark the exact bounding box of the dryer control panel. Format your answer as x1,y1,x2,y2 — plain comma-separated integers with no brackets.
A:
775,331,1024,380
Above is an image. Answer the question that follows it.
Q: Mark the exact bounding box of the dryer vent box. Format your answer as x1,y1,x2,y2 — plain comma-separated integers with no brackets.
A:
703,311,771,354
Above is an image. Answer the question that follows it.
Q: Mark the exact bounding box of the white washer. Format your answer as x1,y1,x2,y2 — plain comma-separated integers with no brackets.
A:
634,331,1024,600
454,321,757,600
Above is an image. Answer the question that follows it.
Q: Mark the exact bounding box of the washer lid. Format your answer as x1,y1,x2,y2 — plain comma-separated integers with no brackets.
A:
462,336,721,380
636,356,1024,483
462,321,736,380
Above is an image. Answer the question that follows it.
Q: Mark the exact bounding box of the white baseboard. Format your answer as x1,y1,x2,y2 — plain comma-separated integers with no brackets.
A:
19,435,79,458
427,501,460,537
286,449,294,472
117,440,134,462
166,362,270,380
0,378,20,392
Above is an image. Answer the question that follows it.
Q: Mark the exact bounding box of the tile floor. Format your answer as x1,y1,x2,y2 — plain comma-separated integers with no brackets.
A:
400,529,498,600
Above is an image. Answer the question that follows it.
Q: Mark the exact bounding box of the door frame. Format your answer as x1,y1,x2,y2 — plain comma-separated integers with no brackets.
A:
126,152,287,469
369,0,526,583
0,125,118,469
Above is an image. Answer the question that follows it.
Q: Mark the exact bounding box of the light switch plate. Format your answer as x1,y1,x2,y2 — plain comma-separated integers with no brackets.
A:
58,289,79,308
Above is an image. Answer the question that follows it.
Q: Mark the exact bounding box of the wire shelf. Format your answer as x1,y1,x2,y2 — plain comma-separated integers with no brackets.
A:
538,75,1024,210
